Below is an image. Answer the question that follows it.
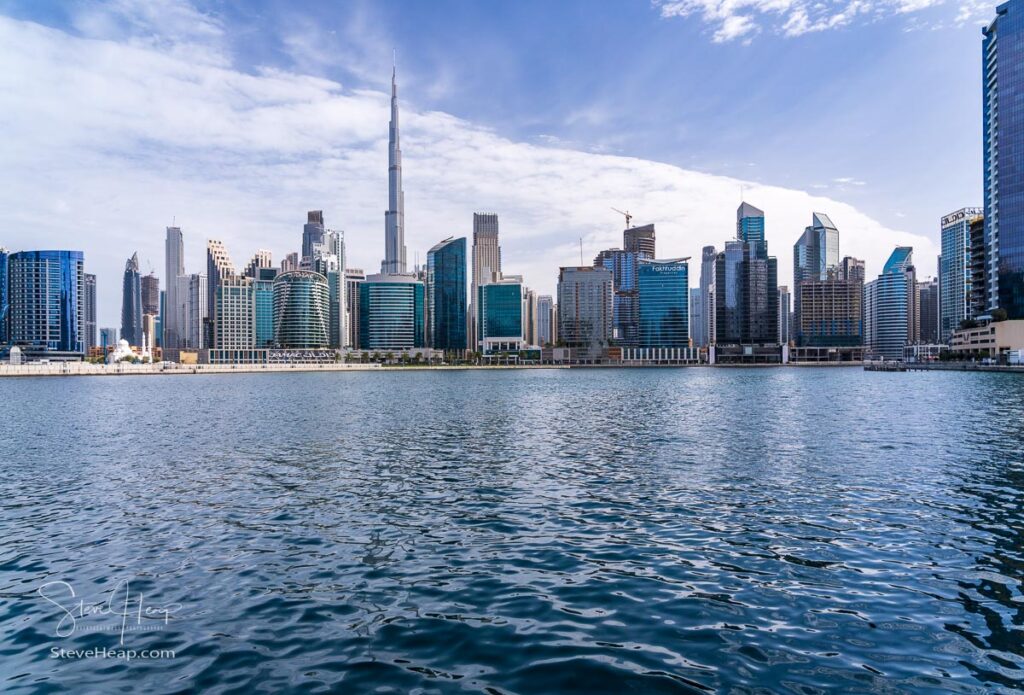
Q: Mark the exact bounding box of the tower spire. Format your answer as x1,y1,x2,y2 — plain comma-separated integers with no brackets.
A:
383,54,407,274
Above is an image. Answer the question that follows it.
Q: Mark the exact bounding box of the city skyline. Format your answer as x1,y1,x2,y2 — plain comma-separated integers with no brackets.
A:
0,1,987,327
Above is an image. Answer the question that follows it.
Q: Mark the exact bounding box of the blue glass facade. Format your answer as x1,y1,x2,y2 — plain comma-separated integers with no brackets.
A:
359,276,425,350
595,248,639,346
638,260,689,348
121,253,142,346
715,204,779,345
8,250,85,354
254,270,276,348
0,248,8,345
984,2,1024,318
426,237,467,351
477,282,522,351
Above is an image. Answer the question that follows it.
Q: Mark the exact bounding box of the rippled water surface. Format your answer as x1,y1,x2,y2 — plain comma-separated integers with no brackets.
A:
1,368,1023,693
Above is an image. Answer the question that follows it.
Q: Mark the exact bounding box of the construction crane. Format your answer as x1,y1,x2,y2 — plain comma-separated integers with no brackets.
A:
611,207,632,229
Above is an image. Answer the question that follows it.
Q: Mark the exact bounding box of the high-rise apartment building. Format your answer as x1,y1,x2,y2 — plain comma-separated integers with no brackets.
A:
969,215,989,318
426,237,467,351
697,245,716,347
536,295,554,346
557,266,613,357
164,226,184,349
8,250,85,357
142,273,160,316
206,240,235,349
121,252,142,346
0,247,8,346
253,267,278,348
593,247,639,346
84,273,97,353
939,208,984,340
917,279,939,344
345,269,365,349
984,3,1024,318
689,288,703,347
778,285,791,345
865,247,916,360
471,213,501,349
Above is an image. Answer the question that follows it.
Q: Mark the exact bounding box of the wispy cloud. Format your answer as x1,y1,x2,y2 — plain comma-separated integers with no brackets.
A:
656,0,991,43
0,7,936,326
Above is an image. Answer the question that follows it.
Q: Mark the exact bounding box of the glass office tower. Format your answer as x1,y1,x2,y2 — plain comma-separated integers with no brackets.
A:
254,267,278,348
359,274,425,350
273,271,329,349
426,237,467,351
121,252,142,346
638,259,689,348
940,208,983,340
8,250,85,355
0,247,9,346
984,2,1024,318
477,280,523,353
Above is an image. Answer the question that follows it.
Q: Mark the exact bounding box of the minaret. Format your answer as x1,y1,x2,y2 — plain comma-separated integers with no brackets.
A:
383,59,407,274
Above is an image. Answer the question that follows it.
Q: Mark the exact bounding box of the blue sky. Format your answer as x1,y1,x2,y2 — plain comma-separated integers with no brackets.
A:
0,0,994,326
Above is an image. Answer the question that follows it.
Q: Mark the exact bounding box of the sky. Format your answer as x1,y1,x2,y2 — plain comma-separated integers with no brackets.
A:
0,0,995,328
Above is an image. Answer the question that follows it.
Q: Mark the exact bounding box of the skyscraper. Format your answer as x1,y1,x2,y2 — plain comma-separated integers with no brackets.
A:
969,215,989,319
940,208,984,340
121,252,142,346
1,247,10,346
345,268,365,349
164,226,184,349
142,273,160,316
557,266,613,357
793,212,841,337
637,258,689,348
302,211,325,266
253,267,278,348
714,203,778,346
84,273,97,353
471,213,501,349
206,240,235,349
426,237,467,351
536,295,554,346
8,250,85,356
382,66,407,275
984,3,1024,318
698,245,716,347
213,276,257,361
918,279,939,344
593,247,639,346
778,285,791,345
689,287,704,347
865,247,916,360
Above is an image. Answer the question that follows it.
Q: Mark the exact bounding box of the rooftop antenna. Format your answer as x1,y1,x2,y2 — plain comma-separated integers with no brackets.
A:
579,237,584,266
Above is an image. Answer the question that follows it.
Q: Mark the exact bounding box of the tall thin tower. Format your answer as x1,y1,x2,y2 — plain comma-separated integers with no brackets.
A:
382,60,407,274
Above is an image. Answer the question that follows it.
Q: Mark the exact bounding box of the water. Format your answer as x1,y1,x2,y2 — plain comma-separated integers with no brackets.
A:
0,368,1022,694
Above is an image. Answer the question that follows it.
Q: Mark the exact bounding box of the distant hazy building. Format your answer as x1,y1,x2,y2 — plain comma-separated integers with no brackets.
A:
8,250,85,357
164,226,184,349
243,249,273,279
359,274,425,350
778,285,791,345
637,258,688,348
142,273,159,316
478,278,524,354
939,208,983,340
281,252,300,273
865,247,916,360
697,245,716,347
984,4,1024,318
624,224,656,259
100,327,118,350
84,272,97,353
689,287,704,347
121,252,142,346
273,270,330,349
426,237,467,351
180,273,208,349
536,295,554,346
310,234,345,349
557,266,613,356
917,278,939,344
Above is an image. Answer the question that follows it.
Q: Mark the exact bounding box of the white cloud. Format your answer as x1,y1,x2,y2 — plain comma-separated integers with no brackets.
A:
0,12,935,327
656,0,991,41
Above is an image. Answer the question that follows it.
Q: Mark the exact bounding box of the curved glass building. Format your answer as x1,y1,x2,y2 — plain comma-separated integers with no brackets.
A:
359,274,425,350
273,271,330,349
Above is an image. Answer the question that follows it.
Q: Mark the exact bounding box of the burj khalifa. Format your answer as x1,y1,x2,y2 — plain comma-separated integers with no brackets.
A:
382,63,407,275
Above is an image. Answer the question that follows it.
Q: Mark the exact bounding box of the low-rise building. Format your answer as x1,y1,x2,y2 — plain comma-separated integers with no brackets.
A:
949,319,1024,359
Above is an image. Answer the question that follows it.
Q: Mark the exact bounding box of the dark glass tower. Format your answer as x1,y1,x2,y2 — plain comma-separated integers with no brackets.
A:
984,2,1024,318
121,252,142,346
715,203,779,345
0,247,8,346
426,237,467,351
